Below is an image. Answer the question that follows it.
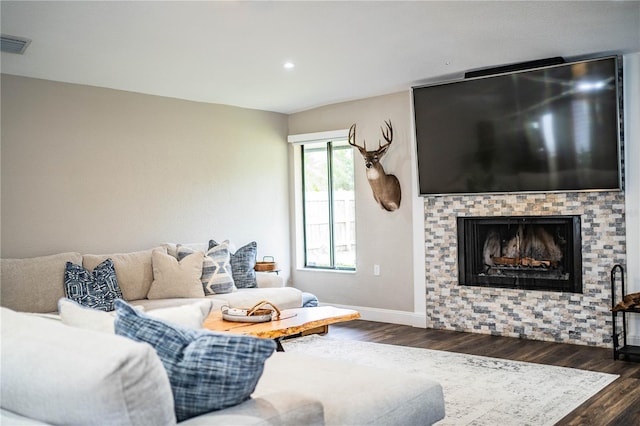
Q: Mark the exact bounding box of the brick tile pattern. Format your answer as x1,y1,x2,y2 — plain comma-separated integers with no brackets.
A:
424,192,626,348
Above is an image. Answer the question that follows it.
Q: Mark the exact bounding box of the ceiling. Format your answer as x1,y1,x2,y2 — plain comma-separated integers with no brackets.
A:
1,1,639,114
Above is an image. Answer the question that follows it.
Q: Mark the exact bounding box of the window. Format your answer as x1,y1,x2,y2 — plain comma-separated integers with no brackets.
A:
301,139,355,270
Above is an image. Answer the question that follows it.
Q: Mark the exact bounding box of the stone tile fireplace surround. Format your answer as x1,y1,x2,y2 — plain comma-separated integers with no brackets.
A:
424,191,626,347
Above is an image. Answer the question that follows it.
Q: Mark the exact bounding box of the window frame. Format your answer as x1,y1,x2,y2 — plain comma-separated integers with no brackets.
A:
288,129,356,272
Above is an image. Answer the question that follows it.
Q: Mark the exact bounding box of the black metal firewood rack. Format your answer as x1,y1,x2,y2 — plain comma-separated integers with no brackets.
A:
611,264,640,361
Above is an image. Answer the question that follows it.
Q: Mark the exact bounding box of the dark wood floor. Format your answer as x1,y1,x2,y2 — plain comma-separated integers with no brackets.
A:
326,320,640,426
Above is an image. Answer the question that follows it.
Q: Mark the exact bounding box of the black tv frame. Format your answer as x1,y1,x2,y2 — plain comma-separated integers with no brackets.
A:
412,55,623,197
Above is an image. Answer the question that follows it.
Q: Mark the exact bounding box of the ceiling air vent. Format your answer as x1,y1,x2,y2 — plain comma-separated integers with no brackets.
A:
1,34,31,54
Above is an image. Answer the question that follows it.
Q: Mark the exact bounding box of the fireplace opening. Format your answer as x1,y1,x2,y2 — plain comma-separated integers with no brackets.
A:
457,216,582,293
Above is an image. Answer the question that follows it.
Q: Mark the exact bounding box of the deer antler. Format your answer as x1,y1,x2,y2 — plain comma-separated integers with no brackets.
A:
378,120,393,149
348,123,367,152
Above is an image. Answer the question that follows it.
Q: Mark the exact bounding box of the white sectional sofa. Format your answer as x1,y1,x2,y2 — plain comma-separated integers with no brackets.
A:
1,306,446,425
0,245,304,315
0,246,446,425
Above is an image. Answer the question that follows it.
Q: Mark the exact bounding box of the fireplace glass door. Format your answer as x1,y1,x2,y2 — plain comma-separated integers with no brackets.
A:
457,216,582,293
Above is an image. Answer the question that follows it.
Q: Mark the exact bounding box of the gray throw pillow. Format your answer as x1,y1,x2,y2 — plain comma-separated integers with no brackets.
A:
176,244,235,294
114,300,276,421
209,240,257,288
64,259,123,311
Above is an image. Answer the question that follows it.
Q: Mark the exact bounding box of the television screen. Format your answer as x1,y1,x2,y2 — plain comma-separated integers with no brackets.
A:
413,56,621,196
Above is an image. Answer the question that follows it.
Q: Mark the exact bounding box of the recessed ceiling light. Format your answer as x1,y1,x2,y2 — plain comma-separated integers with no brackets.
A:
283,61,295,69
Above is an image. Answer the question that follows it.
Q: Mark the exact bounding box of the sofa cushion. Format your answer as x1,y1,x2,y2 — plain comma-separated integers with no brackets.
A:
59,298,213,332
256,352,445,426
217,287,304,310
209,240,257,288
64,259,123,311
127,286,304,312
178,391,324,426
147,248,205,299
1,252,83,313
177,244,235,295
127,296,227,312
114,300,276,421
83,247,161,301
0,307,176,425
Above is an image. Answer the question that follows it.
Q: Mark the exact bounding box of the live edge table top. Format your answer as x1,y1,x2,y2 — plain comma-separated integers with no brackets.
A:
203,306,360,339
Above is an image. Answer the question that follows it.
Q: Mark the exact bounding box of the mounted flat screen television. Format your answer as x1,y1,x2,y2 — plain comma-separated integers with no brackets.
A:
413,56,622,196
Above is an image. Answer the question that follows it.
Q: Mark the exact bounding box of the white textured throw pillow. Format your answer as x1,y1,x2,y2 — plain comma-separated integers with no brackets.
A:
147,300,213,329
147,248,205,299
58,298,118,333
58,298,213,332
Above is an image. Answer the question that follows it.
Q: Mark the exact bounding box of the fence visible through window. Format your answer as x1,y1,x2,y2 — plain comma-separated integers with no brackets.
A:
304,191,355,268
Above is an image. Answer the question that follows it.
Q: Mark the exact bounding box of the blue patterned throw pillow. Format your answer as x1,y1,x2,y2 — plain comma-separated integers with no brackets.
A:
114,300,276,421
64,259,123,311
209,240,257,288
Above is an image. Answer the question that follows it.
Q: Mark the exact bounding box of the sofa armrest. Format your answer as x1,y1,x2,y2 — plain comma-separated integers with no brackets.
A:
255,273,284,288
1,307,177,426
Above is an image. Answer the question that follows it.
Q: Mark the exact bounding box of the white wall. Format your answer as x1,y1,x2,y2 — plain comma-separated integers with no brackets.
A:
288,92,424,326
1,75,292,282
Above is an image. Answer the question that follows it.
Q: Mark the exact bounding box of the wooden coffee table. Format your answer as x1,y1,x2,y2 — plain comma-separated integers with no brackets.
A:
203,306,360,351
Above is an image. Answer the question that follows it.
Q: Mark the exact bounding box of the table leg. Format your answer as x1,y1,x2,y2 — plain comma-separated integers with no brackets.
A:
275,338,285,352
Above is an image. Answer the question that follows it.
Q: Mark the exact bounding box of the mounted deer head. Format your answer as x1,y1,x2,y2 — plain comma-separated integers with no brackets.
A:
348,120,401,211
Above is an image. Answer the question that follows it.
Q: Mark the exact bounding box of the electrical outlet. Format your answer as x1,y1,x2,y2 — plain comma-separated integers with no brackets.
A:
373,264,380,276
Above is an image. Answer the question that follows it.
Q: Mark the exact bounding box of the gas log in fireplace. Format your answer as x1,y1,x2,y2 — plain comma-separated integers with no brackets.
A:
457,216,582,293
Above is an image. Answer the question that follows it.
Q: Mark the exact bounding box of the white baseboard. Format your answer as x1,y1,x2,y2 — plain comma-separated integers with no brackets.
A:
328,303,427,328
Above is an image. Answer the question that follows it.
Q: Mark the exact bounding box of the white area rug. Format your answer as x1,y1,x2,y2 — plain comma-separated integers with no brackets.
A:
283,335,618,426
